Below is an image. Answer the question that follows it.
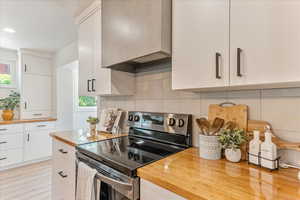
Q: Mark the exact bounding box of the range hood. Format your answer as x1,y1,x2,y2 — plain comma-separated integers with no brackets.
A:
102,0,171,70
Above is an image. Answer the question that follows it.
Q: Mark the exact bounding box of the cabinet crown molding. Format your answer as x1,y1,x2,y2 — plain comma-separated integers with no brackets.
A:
76,0,101,25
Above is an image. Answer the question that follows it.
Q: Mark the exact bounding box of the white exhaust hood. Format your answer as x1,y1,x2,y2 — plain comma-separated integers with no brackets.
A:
102,0,171,69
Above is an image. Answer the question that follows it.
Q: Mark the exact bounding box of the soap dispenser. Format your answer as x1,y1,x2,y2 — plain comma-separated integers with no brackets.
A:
249,130,261,165
261,126,277,169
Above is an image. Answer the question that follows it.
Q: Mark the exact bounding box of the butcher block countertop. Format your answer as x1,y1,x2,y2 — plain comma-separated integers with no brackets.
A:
137,148,300,200
0,118,57,125
50,130,128,146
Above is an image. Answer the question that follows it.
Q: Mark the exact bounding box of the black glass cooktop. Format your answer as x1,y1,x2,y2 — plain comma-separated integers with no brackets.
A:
76,135,185,176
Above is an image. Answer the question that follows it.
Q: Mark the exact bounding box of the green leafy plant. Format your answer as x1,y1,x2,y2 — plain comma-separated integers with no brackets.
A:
218,128,248,150
0,91,20,110
86,116,99,125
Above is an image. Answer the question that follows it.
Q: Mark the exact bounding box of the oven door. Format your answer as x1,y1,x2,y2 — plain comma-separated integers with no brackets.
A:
76,152,139,200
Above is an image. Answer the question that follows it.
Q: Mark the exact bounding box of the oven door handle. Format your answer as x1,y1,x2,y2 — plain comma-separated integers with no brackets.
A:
95,172,133,191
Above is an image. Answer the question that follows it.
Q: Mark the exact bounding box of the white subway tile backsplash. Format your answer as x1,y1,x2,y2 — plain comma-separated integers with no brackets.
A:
98,70,300,165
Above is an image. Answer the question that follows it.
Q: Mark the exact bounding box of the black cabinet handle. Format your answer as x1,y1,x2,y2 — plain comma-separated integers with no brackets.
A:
59,149,68,154
92,79,96,92
237,48,243,77
87,80,91,92
24,102,27,109
0,157,7,161
0,141,7,144
58,171,68,178
25,64,27,72
215,52,221,79
0,128,8,131
27,133,30,142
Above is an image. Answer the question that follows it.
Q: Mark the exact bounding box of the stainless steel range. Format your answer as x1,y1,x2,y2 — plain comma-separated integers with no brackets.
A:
76,111,192,200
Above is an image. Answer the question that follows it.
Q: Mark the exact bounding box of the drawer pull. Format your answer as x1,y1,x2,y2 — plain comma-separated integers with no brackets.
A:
0,128,8,131
0,141,7,144
58,171,68,178
0,157,7,161
59,149,68,154
33,113,43,116
37,125,47,128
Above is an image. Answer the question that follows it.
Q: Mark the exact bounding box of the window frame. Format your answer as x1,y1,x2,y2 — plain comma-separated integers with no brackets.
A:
0,59,17,89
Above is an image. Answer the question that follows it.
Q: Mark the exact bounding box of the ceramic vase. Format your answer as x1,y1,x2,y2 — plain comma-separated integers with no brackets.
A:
225,148,242,163
2,110,14,121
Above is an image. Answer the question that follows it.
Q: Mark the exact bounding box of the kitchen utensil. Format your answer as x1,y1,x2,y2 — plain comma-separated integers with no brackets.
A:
210,117,224,135
196,118,210,135
223,121,236,131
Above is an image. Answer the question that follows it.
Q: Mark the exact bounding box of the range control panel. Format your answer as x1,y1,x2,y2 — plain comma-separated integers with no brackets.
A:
127,111,192,136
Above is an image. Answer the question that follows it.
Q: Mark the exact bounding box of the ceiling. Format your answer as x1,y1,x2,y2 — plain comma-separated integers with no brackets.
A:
0,0,92,53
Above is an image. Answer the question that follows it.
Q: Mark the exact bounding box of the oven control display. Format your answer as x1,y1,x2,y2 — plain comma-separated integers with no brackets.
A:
142,114,164,126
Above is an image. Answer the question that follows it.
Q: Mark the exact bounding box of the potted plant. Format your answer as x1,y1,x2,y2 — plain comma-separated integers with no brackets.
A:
87,116,99,137
0,91,20,121
218,128,248,162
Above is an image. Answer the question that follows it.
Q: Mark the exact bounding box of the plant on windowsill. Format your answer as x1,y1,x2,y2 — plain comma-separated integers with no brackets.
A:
218,128,248,163
0,91,20,121
87,117,99,137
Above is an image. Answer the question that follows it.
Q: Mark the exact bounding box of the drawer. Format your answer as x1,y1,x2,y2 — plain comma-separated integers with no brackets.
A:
25,121,56,131
0,148,23,167
52,166,76,200
22,110,52,119
0,133,23,150
0,124,23,134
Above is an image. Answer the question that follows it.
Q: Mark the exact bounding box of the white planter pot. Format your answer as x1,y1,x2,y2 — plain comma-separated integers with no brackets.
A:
225,148,242,163
198,135,221,160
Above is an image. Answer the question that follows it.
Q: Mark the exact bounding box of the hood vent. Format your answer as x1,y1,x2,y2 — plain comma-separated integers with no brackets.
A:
102,0,171,70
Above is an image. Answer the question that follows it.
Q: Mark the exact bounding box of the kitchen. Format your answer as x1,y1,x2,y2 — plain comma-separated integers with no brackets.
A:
0,0,300,200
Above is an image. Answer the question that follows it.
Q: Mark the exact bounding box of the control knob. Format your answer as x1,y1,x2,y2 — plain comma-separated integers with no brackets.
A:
178,119,185,127
134,115,140,122
128,115,134,121
168,118,176,126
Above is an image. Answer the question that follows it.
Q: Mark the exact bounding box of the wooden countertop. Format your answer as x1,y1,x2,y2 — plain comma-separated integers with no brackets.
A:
138,148,300,200
50,130,128,146
0,118,57,125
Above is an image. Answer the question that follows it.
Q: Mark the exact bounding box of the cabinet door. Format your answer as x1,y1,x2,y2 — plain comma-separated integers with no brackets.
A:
172,0,229,90
230,0,300,86
24,130,52,161
22,74,52,112
23,54,52,76
78,8,101,96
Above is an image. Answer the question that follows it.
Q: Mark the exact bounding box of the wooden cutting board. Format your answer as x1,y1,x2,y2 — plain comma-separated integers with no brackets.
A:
208,103,248,130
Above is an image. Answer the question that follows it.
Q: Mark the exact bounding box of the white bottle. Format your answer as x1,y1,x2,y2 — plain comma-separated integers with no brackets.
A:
261,126,277,169
249,130,261,165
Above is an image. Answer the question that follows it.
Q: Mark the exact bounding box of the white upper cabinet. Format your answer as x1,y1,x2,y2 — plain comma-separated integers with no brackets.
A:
77,1,135,96
173,0,300,91
20,50,53,119
22,52,52,76
230,0,300,87
172,0,230,90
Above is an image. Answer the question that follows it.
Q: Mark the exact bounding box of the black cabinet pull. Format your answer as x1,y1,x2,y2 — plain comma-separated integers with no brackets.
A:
24,102,27,109
25,64,27,72
215,53,221,79
59,149,68,154
92,79,96,92
27,133,30,142
58,171,68,178
0,157,7,161
0,141,7,144
87,80,91,92
0,128,8,131
237,48,243,77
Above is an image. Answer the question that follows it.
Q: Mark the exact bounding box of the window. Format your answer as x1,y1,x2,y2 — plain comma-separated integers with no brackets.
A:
0,60,15,88
79,96,97,107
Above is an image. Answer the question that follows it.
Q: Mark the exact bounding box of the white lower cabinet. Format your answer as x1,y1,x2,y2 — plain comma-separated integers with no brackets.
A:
140,179,186,200
52,138,76,200
24,122,55,162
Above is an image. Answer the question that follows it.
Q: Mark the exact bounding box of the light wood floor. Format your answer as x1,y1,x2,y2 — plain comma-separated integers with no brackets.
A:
0,160,52,200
